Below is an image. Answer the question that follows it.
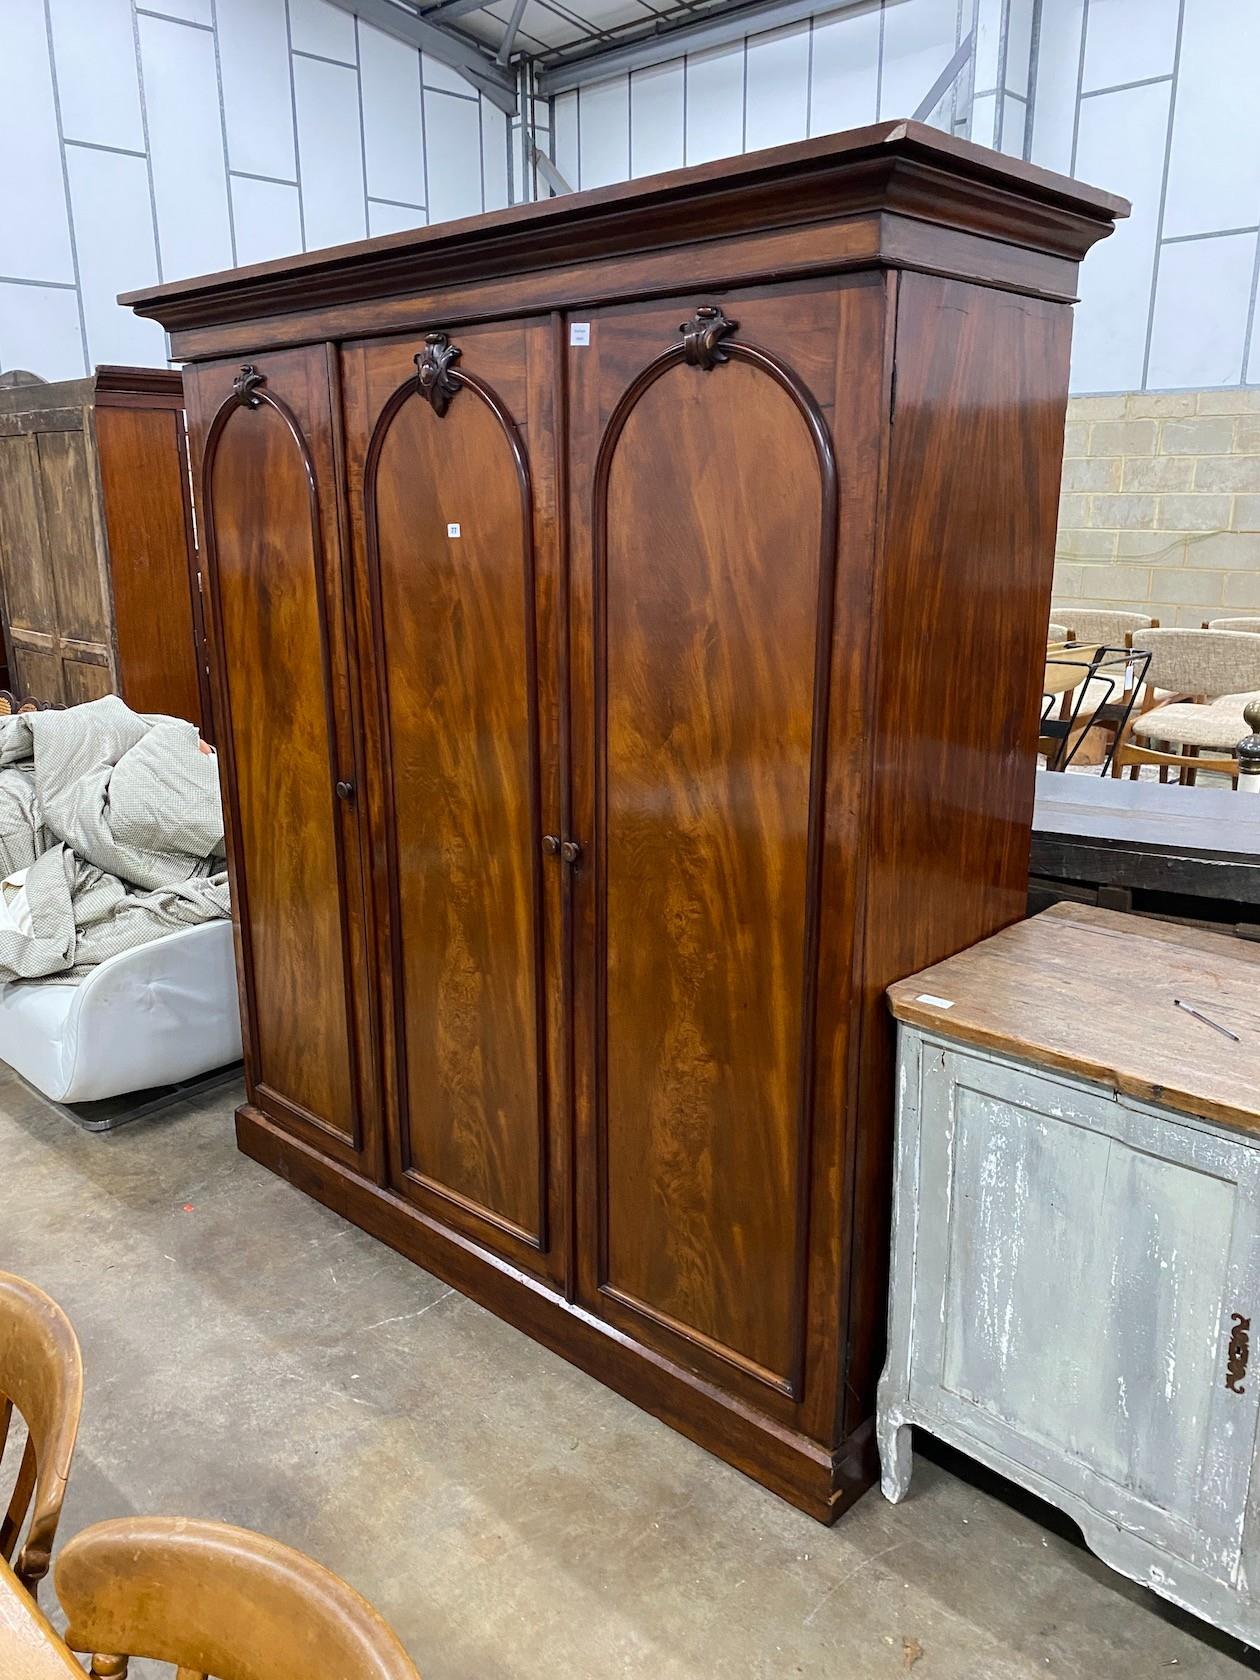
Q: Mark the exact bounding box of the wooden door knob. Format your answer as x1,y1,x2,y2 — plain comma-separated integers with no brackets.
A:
560,839,582,865
335,779,355,802
542,834,561,855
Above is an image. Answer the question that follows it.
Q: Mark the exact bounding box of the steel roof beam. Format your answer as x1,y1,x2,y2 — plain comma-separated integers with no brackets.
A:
323,0,518,113
534,0,870,96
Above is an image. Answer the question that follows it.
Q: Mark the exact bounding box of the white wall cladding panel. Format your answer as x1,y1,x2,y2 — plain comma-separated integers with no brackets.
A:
808,5,879,136
1248,308,1260,387
0,0,75,285
140,15,234,282
1029,0,1084,174
289,0,356,64
216,0,297,182
1080,0,1179,91
230,175,303,268
880,0,956,120
1162,0,1260,241
1147,233,1259,390
0,284,84,381
553,90,580,187
578,76,630,188
149,0,212,21
630,61,685,179
294,55,366,251
1000,93,1028,158
65,146,164,367
358,21,425,208
425,89,484,223
481,102,510,210
1004,0,1036,98
47,0,144,153
1070,78,1172,391
744,23,811,152
974,0,1004,93
368,199,425,238
684,42,745,166
423,52,478,95
971,91,999,149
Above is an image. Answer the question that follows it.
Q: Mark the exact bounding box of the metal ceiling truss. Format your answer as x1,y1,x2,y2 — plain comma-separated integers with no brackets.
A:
328,0,977,192
322,0,519,111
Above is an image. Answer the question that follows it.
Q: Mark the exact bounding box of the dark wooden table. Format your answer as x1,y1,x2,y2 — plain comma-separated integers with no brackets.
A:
1030,770,1260,926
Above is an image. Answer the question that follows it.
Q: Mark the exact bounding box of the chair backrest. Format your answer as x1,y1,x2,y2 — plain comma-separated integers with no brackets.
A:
1131,627,1260,700
1208,617,1260,633
1051,608,1156,645
1047,621,1071,642
56,1517,423,1680
0,1274,82,1594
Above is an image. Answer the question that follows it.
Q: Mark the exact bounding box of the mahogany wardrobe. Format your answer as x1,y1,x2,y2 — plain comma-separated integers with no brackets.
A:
125,122,1124,1520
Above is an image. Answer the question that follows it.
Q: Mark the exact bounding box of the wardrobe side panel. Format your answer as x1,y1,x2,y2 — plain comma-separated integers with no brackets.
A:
845,272,1075,1435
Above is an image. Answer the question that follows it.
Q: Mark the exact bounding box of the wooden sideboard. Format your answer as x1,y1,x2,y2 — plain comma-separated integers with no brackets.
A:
1031,769,1260,928
0,367,209,728
880,904,1260,1641
124,121,1125,1520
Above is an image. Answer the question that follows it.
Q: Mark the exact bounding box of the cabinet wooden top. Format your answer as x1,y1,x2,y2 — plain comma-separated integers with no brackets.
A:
889,903,1260,1137
121,120,1128,345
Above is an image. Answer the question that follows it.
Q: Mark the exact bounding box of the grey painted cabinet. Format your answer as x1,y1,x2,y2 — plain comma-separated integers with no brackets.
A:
879,1027,1260,1643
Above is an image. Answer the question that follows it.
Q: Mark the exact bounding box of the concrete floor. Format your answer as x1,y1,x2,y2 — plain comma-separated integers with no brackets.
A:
2,1067,1258,1680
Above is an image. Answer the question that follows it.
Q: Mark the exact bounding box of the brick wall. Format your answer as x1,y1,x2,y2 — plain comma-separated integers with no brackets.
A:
1054,389,1260,627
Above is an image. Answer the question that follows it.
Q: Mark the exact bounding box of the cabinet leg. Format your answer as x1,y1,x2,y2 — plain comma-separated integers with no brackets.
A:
876,1409,912,1503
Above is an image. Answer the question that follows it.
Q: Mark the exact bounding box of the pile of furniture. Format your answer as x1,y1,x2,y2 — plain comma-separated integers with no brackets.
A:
1042,611,1260,786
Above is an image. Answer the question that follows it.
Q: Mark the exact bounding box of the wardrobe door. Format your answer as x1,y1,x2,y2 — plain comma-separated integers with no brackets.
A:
567,279,886,1427
341,318,567,1287
186,349,377,1172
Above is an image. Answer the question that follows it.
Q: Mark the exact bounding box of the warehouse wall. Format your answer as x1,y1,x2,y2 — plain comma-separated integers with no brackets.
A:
0,0,506,381
1053,389,1260,624
551,0,1260,399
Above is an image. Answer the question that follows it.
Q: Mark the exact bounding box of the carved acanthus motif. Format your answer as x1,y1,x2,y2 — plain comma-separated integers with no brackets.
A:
680,305,738,371
415,332,463,417
232,364,265,407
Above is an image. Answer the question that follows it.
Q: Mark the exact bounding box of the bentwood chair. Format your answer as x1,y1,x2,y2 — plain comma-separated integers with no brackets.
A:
1111,628,1260,785
0,1273,82,1598
56,1516,423,1680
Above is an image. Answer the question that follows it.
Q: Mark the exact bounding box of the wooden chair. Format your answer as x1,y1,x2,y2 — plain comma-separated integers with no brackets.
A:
56,1516,423,1680
0,1273,82,1598
1111,628,1260,786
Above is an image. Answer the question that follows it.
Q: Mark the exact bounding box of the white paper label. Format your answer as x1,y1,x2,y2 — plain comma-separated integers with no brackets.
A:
1124,659,1136,693
447,522,461,538
915,993,954,1009
569,322,591,346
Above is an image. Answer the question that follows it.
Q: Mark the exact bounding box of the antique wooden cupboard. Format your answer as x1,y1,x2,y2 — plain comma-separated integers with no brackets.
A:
0,367,209,725
125,122,1124,1520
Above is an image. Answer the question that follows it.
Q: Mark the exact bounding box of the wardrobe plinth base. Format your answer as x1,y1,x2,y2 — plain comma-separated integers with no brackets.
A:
235,1103,875,1524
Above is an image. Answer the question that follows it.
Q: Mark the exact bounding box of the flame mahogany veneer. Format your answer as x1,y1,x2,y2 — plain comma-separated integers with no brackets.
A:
125,122,1126,1520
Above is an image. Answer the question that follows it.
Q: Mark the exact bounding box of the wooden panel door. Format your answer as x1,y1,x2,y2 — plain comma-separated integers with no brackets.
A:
567,279,887,1424
0,433,64,701
341,318,567,1285
186,349,376,1170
